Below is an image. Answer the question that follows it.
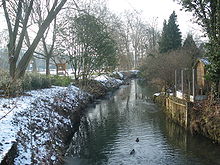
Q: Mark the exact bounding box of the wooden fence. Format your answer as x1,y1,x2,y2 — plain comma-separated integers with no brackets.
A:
165,97,191,128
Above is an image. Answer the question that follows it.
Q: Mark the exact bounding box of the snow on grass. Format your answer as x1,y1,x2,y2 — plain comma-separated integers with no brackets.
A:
13,85,90,164
94,75,123,89
0,74,124,164
153,93,160,97
129,70,140,74
0,85,90,164
115,72,124,79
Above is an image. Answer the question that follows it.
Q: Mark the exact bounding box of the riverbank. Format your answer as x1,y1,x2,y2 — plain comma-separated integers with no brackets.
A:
0,71,138,164
64,79,220,165
154,95,220,144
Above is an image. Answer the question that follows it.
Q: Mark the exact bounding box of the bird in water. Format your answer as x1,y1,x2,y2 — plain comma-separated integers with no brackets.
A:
136,138,139,142
130,149,135,155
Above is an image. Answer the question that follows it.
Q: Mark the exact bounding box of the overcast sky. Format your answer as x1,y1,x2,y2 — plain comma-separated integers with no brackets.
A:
0,0,204,40
107,0,204,39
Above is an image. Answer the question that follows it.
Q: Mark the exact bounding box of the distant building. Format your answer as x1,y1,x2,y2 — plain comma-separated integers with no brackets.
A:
56,63,67,75
194,58,211,95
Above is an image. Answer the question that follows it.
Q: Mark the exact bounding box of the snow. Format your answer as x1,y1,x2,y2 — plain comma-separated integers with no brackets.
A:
94,75,109,82
129,70,140,75
153,93,160,97
94,75,123,88
0,74,125,164
113,71,124,79
0,86,89,164
176,90,183,99
0,87,65,162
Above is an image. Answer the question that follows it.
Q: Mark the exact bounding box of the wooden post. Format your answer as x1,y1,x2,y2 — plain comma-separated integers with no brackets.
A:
185,102,188,128
188,81,191,97
175,70,177,96
181,70,184,99
192,69,195,102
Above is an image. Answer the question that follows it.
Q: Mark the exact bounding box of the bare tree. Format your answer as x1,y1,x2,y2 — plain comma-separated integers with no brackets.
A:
2,0,68,79
55,12,83,79
31,0,59,75
123,11,160,69
141,49,193,90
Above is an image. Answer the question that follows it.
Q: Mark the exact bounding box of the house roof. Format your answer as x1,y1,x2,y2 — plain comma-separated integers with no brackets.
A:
200,58,210,65
193,58,210,68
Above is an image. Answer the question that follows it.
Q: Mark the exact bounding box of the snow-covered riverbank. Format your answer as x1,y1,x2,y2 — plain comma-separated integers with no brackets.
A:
0,73,129,164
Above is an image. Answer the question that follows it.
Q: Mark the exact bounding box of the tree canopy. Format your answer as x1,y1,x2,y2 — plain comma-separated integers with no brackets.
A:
56,13,117,79
159,11,182,53
2,0,68,79
176,0,220,92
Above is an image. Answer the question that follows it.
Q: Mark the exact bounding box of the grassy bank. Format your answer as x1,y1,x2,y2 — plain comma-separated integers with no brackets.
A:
0,70,73,97
0,71,135,164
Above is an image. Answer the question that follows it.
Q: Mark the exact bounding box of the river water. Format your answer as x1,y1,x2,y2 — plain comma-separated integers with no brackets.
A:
65,79,220,165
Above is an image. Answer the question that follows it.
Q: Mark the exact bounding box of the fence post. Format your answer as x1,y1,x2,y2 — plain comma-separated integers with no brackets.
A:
192,69,195,102
181,70,184,98
175,70,177,96
185,102,188,128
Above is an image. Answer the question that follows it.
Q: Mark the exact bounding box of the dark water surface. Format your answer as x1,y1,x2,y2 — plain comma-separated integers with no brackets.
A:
65,80,220,165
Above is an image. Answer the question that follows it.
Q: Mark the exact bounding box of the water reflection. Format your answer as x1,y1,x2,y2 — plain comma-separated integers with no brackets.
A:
65,80,220,165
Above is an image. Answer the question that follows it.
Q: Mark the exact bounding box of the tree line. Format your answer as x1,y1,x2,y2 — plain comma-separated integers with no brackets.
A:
0,0,219,94
141,0,220,95
0,0,160,81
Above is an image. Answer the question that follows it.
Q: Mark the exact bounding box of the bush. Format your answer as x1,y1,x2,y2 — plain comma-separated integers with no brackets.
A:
6,79,23,96
74,79,107,98
140,49,193,89
0,70,23,96
0,69,10,90
0,71,52,96
22,73,51,90
110,72,123,80
30,73,43,90
0,71,72,96
50,75,72,87
41,75,51,88
22,73,32,90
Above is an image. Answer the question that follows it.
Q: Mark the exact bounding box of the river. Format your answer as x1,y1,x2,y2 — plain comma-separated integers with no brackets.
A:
65,79,220,165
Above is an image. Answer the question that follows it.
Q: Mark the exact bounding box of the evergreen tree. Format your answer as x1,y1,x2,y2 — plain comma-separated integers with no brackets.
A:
183,34,197,49
159,20,169,53
74,14,117,77
183,34,201,66
176,0,220,94
159,11,182,53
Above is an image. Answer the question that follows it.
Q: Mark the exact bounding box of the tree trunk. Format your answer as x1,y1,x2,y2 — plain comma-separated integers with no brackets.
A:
215,81,219,98
46,56,50,75
12,0,67,79
32,57,37,72
9,59,16,78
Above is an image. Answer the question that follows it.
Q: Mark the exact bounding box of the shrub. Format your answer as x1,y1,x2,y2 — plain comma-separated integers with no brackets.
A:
140,49,193,89
0,71,52,96
30,73,43,90
50,75,72,87
74,79,107,98
41,75,51,88
110,72,123,80
5,79,23,96
22,73,51,90
0,70,23,96
0,69,10,90
22,73,32,91
0,71,73,96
